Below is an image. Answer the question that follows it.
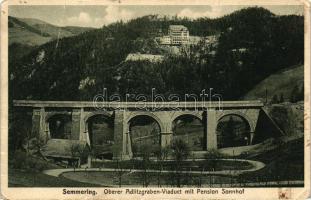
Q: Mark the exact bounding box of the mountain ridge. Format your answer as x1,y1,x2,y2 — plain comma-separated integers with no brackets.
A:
9,7,304,102
9,16,94,46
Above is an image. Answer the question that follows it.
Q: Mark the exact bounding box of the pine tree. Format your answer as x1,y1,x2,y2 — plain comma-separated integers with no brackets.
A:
271,94,279,104
279,93,284,103
290,85,300,103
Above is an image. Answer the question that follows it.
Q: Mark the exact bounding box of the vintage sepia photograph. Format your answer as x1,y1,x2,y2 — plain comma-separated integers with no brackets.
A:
1,0,310,199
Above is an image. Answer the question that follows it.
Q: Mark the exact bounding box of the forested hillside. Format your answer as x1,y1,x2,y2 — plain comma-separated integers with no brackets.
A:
9,7,303,101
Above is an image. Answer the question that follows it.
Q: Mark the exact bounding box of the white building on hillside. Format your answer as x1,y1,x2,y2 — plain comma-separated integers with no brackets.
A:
168,25,189,45
159,35,171,45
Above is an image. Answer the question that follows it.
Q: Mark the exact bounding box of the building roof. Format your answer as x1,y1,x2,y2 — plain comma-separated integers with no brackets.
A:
169,25,188,31
42,139,89,159
125,53,164,63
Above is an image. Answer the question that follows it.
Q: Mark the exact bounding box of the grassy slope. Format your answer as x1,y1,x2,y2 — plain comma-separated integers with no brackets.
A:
9,169,100,187
19,18,94,35
8,151,100,187
243,65,303,102
240,138,304,182
9,22,52,46
62,26,94,35
61,171,234,187
9,17,94,46
19,18,74,39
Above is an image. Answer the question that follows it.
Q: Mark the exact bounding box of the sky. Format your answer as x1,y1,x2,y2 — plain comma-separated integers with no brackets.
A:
9,5,304,28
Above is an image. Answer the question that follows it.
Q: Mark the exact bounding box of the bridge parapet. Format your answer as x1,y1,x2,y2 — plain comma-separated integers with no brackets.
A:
13,100,264,109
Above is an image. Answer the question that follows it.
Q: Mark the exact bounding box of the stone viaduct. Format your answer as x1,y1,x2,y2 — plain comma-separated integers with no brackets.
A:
13,100,264,160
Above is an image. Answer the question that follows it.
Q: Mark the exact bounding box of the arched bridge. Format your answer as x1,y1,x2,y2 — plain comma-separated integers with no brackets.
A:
13,100,267,160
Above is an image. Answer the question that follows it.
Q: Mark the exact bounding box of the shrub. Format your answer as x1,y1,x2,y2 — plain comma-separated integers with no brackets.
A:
154,146,170,161
170,138,190,162
204,149,228,171
9,150,56,172
9,150,27,169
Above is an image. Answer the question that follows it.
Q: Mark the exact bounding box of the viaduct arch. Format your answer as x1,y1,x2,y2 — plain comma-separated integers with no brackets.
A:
14,100,264,160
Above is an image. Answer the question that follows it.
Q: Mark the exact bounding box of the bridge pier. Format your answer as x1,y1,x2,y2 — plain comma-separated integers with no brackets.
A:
71,108,82,140
161,132,172,148
32,107,48,143
113,110,132,160
250,131,255,145
206,109,217,149
78,108,87,142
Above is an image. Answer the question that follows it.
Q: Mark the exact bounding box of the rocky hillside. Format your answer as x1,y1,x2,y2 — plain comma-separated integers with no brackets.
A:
264,102,304,137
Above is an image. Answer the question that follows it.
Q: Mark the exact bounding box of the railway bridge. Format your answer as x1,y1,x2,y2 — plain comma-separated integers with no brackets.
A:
13,100,268,160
